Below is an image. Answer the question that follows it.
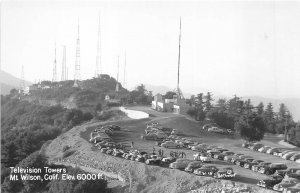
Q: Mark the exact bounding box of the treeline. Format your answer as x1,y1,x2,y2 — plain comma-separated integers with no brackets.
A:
1,93,93,184
1,152,110,193
185,93,299,144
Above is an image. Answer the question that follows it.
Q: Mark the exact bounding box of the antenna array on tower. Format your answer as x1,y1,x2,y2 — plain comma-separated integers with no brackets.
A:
61,45,67,81
95,14,102,77
73,21,81,87
52,43,57,82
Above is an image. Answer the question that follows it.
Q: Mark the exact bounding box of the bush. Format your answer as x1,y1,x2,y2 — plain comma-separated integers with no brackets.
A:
62,149,76,158
62,145,71,152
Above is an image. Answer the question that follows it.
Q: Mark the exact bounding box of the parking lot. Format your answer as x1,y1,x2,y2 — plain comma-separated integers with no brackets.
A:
81,106,300,189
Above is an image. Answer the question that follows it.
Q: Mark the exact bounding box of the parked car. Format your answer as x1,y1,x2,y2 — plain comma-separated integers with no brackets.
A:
208,127,225,134
266,147,281,155
145,155,161,165
258,146,272,153
207,150,221,158
282,183,300,193
112,149,123,157
244,160,264,170
224,155,236,162
257,175,284,188
284,170,300,180
169,159,192,170
259,163,288,175
231,155,252,164
242,142,254,148
213,167,236,179
226,129,235,135
193,165,219,176
250,143,264,151
277,150,293,157
108,124,121,131
273,178,300,192
171,129,183,135
191,144,209,152
276,168,300,177
202,123,218,130
141,133,167,140
193,153,213,163
161,157,176,165
184,161,203,172
290,154,300,161
283,152,298,160
235,158,255,167
252,162,272,172
161,141,184,148
215,151,235,160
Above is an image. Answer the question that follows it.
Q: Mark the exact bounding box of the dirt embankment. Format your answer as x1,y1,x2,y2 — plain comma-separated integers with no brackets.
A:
44,120,276,193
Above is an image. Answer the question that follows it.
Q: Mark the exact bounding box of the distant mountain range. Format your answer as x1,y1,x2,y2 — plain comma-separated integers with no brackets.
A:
142,83,300,121
0,70,32,95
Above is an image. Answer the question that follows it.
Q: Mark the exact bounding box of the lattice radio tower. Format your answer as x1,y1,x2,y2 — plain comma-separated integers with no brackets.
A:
20,65,25,91
52,43,57,82
73,21,81,87
175,17,184,99
95,14,102,77
123,51,127,88
115,56,120,92
61,45,67,81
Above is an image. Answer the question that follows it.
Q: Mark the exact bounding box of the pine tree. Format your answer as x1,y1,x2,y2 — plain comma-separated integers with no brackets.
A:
257,102,264,115
204,92,214,113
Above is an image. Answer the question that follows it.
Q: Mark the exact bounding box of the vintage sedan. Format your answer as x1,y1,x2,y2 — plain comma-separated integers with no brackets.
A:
213,167,236,179
253,162,272,172
215,151,235,160
193,153,213,163
250,143,264,151
184,161,204,172
273,178,300,192
161,141,184,149
282,183,300,193
259,163,288,175
257,175,283,189
266,147,282,155
235,158,255,167
193,165,219,176
283,152,298,160
169,159,192,170
244,160,264,170
290,154,300,161
258,146,272,153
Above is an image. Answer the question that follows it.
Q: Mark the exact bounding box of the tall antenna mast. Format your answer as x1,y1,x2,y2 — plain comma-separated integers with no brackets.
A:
95,14,102,77
123,51,127,88
73,20,81,87
61,45,67,81
20,65,25,91
115,56,120,92
52,42,57,82
176,17,184,99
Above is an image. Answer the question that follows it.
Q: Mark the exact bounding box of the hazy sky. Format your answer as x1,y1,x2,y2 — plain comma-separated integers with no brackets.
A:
1,0,300,98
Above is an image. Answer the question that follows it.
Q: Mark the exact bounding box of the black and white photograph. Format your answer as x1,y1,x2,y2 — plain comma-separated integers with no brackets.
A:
1,0,300,193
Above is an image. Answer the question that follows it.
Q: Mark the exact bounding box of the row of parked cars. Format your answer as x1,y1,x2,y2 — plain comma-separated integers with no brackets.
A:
242,142,300,163
89,124,121,144
141,122,181,141
95,139,237,180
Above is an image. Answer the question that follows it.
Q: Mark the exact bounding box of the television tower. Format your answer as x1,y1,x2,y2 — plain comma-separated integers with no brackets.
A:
20,65,25,91
175,17,184,99
73,21,81,87
95,14,102,77
115,56,120,92
61,45,67,81
123,52,127,88
52,43,57,82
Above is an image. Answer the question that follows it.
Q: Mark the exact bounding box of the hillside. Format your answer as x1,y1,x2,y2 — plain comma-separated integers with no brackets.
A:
0,70,32,95
23,74,129,111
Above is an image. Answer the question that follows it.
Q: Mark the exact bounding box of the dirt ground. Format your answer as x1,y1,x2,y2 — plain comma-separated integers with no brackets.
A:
45,106,299,193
